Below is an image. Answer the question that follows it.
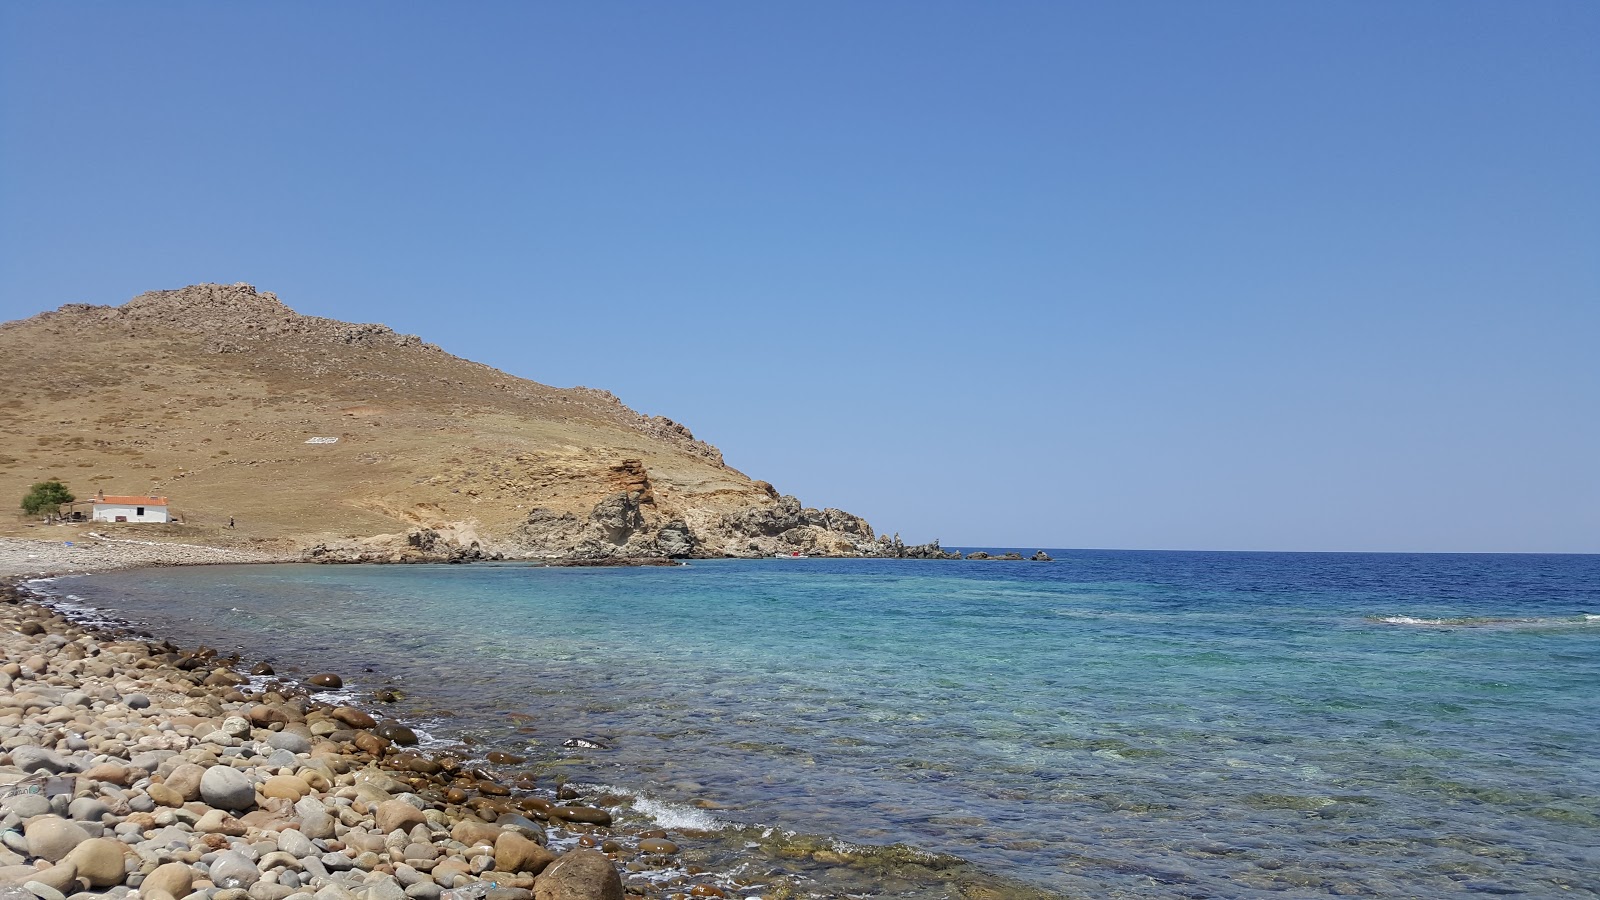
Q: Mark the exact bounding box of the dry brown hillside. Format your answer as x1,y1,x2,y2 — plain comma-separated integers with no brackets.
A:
0,283,909,560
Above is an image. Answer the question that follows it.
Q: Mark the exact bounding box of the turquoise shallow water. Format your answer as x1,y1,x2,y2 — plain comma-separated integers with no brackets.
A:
39,552,1600,897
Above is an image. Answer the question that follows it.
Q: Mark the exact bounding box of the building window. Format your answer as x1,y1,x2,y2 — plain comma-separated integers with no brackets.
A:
136,507,145,516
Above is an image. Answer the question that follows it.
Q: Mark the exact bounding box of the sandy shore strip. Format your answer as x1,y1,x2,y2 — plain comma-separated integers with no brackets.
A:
0,576,772,900
0,538,290,579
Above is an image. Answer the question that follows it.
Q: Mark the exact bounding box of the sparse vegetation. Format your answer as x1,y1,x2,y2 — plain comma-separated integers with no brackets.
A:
21,478,74,519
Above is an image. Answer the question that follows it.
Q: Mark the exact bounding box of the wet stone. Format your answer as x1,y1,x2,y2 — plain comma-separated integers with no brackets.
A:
374,725,418,747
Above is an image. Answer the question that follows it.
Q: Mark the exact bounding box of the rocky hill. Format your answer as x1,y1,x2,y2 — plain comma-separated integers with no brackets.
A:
0,283,930,561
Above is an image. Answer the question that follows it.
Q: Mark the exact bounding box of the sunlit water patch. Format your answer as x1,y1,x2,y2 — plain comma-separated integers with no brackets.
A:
42,552,1600,898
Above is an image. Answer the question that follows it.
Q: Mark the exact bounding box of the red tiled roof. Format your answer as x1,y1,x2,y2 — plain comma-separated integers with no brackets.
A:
95,495,169,506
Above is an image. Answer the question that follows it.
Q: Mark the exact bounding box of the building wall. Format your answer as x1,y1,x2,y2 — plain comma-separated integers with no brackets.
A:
91,503,170,523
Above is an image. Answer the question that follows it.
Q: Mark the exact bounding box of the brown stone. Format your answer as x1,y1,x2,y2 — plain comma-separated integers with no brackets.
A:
494,832,557,875
548,806,611,826
261,775,310,800
63,837,128,888
331,707,376,729
451,819,503,848
142,862,194,899
374,799,427,834
166,763,207,802
532,850,623,900
84,763,131,786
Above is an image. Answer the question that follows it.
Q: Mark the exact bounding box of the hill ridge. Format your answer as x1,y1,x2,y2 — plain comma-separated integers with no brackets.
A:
0,283,943,560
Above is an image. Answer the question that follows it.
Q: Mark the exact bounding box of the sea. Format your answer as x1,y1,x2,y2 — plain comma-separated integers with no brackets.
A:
30,551,1600,899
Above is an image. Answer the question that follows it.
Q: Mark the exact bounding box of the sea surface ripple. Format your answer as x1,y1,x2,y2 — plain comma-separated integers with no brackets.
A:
49,551,1600,898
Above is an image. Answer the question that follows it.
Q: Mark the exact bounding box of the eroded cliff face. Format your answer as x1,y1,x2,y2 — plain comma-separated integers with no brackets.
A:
1,284,901,560
510,469,882,559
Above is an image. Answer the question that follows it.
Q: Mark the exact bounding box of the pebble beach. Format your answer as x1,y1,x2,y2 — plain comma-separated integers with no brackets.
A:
0,538,770,900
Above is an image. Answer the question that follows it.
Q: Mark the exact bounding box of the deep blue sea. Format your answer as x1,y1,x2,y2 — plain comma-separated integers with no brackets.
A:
36,552,1600,898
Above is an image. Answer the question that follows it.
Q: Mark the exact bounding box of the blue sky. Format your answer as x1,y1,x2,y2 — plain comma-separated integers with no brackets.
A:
2,2,1595,552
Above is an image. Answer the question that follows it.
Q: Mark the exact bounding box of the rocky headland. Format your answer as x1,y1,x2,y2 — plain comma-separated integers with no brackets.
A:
0,284,960,563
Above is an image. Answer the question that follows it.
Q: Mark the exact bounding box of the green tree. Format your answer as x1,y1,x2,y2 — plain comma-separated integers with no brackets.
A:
21,479,74,519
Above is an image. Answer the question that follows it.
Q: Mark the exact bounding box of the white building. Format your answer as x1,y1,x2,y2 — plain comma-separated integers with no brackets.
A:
91,495,170,524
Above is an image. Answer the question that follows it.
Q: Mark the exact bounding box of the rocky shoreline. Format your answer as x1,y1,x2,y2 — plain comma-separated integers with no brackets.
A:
0,577,776,900
0,538,1064,900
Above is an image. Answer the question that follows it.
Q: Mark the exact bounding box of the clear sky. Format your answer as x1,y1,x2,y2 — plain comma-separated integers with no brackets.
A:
2,3,1596,552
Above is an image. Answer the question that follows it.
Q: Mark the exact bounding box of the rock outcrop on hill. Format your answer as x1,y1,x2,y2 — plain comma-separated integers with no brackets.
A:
0,283,912,560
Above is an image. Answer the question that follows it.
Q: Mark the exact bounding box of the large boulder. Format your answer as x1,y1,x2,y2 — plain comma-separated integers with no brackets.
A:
201,765,257,811
142,862,194,898
532,851,623,900
62,837,128,887
24,816,89,861
375,800,427,835
494,832,556,875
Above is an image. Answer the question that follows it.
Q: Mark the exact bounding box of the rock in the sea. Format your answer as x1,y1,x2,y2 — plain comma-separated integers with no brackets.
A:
548,807,611,826
308,674,343,690
62,836,128,887
24,816,90,861
1031,550,1053,561
201,764,257,811
374,724,418,745
331,707,376,729
532,850,623,900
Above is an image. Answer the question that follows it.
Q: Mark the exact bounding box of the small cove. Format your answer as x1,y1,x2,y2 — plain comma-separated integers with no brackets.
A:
39,552,1600,898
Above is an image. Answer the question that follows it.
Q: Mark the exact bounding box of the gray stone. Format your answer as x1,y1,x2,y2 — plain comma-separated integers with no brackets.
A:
250,883,296,900
403,885,441,900
266,733,311,755
264,750,299,769
276,829,315,858
23,883,66,900
319,854,353,872
1,795,50,820
129,751,175,773
357,879,406,900
67,798,111,822
123,694,151,709
24,816,91,861
201,766,256,812
10,747,70,775
210,850,261,889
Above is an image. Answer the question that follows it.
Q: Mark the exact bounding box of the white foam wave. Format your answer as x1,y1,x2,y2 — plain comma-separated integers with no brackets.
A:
630,795,731,832
1378,615,1447,626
